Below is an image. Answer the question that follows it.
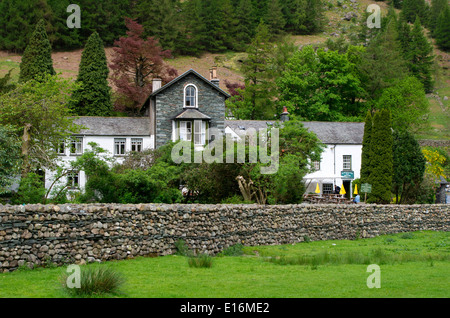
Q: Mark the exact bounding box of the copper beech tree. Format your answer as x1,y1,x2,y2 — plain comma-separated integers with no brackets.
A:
110,18,178,115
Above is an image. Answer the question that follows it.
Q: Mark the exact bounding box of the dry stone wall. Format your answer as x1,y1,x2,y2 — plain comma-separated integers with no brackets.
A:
0,203,448,272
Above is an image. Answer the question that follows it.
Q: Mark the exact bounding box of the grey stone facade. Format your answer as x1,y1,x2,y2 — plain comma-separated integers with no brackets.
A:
148,70,229,148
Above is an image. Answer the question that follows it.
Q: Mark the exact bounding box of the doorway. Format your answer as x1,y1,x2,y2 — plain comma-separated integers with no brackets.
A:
343,180,351,199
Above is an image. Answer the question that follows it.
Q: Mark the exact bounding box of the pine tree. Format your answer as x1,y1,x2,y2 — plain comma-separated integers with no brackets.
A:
367,109,393,204
19,19,55,83
435,6,450,52
360,110,373,186
406,16,434,93
430,0,448,37
0,0,54,52
401,0,428,24
235,0,257,50
229,22,276,119
266,0,286,39
69,32,112,116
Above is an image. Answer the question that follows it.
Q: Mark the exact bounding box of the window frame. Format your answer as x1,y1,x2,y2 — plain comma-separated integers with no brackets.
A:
114,138,127,156
131,138,143,152
57,140,66,156
343,155,352,171
323,183,333,194
70,137,83,156
312,160,320,171
184,84,198,108
67,170,80,189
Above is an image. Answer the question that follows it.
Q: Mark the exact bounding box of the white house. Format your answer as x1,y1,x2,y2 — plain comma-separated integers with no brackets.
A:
41,68,364,199
224,120,364,198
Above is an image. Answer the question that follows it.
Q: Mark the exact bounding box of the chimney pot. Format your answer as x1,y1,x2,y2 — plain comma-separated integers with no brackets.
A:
152,78,162,92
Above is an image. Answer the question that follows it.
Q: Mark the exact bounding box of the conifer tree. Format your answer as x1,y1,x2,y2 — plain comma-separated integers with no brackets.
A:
235,0,257,50
435,6,450,51
69,32,112,116
367,109,393,204
430,0,448,37
401,0,428,24
406,17,434,93
360,110,373,186
266,0,286,40
18,19,55,83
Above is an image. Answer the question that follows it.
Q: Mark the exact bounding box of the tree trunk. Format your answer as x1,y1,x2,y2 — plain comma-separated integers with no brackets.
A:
21,123,32,178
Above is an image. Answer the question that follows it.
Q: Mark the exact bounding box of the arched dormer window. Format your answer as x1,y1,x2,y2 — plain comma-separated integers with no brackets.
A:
184,84,197,108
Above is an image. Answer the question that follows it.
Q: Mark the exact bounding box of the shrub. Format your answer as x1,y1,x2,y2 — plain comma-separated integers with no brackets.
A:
219,244,244,256
174,239,190,256
61,266,125,297
188,254,214,268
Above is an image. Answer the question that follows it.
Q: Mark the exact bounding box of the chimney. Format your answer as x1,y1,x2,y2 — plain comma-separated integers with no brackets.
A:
280,106,290,122
152,78,162,92
210,66,220,87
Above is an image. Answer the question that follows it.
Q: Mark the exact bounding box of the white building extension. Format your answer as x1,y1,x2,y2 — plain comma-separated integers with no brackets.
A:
225,120,364,199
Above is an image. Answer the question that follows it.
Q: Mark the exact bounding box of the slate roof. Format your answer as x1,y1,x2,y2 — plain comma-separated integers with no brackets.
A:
225,120,364,145
72,117,151,136
149,69,231,98
172,108,211,120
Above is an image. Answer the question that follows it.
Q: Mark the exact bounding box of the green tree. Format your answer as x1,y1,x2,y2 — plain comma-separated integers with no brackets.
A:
227,22,277,120
435,6,450,51
376,76,430,133
392,130,426,204
430,0,448,37
360,110,373,186
266,0,286,39
0,0,54,52
0,74,82,176
406,17,434,92
358,18,409,101
367,109,393,204
277,45,365,121
0,70,16,95
69,32,112,116
235,0,257,50
0,125,22,194
18,19,55,83
401,0,429,24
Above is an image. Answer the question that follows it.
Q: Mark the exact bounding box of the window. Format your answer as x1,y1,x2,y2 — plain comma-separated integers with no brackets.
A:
114,138,126,156
57,140,65,155
180,121,192,141
70,137,83,155
323,183,333,194
67,171,80,189
312,161,320,171
131,138,143,152
343,155,352,170
184,85,197,108
194,120,206,145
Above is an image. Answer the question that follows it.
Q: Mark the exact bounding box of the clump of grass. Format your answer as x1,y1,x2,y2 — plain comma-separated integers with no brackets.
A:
219,244,244,256
188,253,214,268
400,233,415,239
264,248,450,266
175,239,191,256
60,266,125,297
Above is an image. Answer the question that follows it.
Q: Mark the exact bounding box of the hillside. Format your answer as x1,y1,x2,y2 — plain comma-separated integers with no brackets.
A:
0,0,448,140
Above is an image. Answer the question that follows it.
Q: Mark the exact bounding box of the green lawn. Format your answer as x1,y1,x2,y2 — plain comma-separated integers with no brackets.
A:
0,231,448,298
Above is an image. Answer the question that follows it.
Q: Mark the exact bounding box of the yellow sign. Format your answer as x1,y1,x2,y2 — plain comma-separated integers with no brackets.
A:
354,184,358,195
340,185,346,195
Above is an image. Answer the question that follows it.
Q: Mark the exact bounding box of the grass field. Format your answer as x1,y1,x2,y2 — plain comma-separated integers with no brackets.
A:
0,231,448,298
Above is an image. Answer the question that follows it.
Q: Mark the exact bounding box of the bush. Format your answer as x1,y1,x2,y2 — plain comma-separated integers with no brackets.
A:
61,266,125,297
188,254,214,268
174,239,190,256
219,244,244,256
12,172,46,204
